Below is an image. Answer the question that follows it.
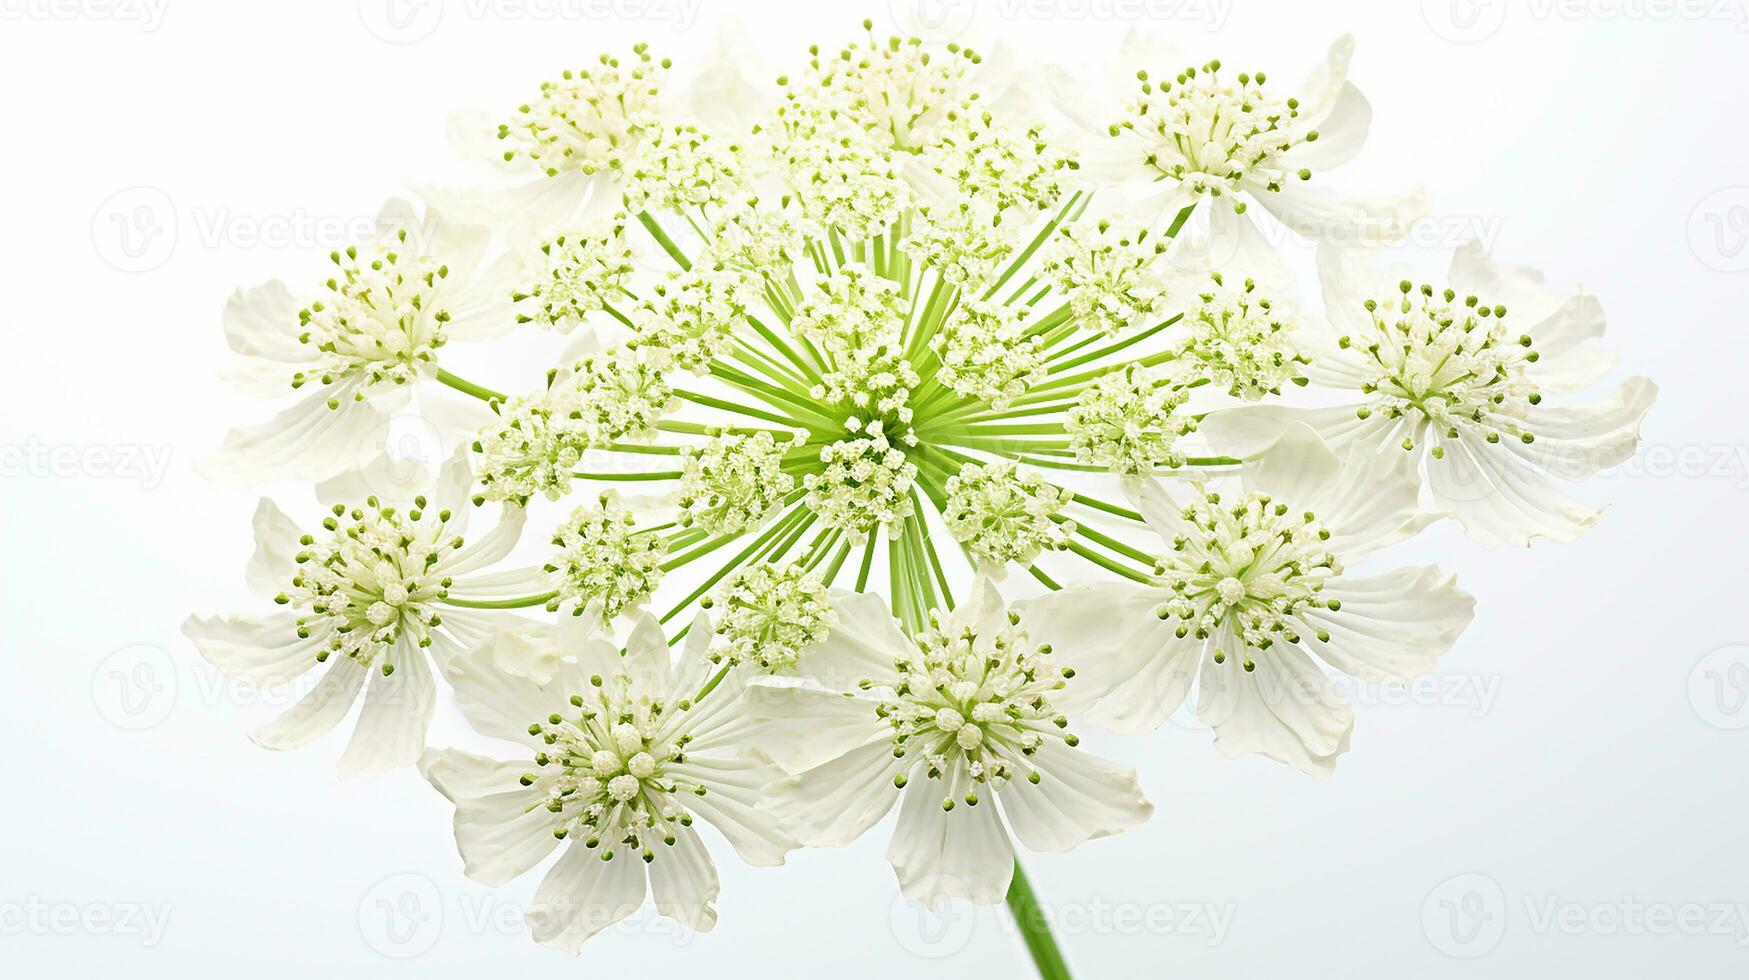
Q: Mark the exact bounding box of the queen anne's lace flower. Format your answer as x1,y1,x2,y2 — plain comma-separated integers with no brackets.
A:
751,578,1152,907
512,217,636,332
1199,242,1657,548
499,45,667,178
631,263,766,371
707,563,835,672
422,614,796,952
624,123,744,214
932,300,1046,410
944,463,1074,569
804,428,917,537
1169,271,1310,399
1042,221,1171,337
1067,363,1195,474
547,492,667,620
677,432,797,534
1021,427,1474,776
183,452,531,779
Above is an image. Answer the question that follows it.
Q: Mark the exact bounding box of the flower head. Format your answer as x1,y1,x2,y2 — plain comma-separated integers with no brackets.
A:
547,492,667,621
943,462,1074,569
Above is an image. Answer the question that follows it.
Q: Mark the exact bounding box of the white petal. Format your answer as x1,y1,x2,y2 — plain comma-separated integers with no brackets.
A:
1018,584,1194,726
1257,180,1424,247
222,280,306,362
249,656,368,751
763,736,903,848
1301,566,1475,684
420,748,562,886
198,386,389,488
621,610,674,692
886,770,1015,909
181,613,320,688
747,678,887,774
244,498,303,600
337,638,436,780
1194,403,1380,462
1240,423,1343,504
1513,378,1656,480
527,843,647,954
446,505,527,576
1196,632,1353,778
669,753,798,867
802,591,914,688
647,826,720,933
446,627,588,745
1312,442,1439,561
998,742,1153,852
1427,430,1600,548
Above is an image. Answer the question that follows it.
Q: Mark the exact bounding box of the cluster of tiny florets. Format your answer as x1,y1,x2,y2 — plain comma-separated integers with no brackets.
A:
295,238,449,402
804,429,918,536
943,463,1075,569
706,563,835,673
1042,222,1172,337
513,217,637,332
1112,59,1319,204
499,45,667,177
883,607,1077,803
931,300,1047,411
630,263,767,372
1068,363,1195,474
1170,271,1310,400
1345,281,1537,453
1152,489,1341,664
546,492,668,619
624,124,744,214
677,432,797,535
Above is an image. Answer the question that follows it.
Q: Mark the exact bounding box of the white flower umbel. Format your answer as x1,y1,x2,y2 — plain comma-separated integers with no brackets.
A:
944,462,1075,571
513,215,637,333
201,200,521,486
677,431,798,535
706,562,835,672
1166,270,1310,400
1201,242,1657,548
547,492,668,622
182,451,532,778
752,577,1151,907
1066,363,1196,474
1021,426,1474,776
421,612,796,953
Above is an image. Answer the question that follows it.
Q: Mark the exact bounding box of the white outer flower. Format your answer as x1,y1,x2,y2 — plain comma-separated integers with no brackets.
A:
1200,241,1658,548
1045,34,1423,256
1020,426,1474,777
421,611,795,953
750,576,1152,908
181,451,534,779
200,199,522,487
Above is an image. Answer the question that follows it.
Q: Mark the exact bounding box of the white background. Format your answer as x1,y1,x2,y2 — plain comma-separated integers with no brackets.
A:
3,0,1747,976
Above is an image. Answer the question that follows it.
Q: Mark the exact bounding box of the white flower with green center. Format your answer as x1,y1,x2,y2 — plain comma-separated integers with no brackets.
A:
1168,270,1311,400
547,492,668,621
1201,242,1657,548
190,22,1660,972
201,200,521,486
944,462,1074,570
1053,35,1420,251
422,612,796,953
1021,426,1474,776
751,577,1151,908
512,216,637,332
706,563,834,672
932,299,1046,410
677,431,798,535
1041,221,1172,337
183,451,532,778
1067,363,1196,474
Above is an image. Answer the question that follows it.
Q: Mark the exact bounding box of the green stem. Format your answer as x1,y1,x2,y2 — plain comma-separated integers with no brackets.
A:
1007,860,1073,980
441,589,557,609
435,369,506,403
637,211,692,271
